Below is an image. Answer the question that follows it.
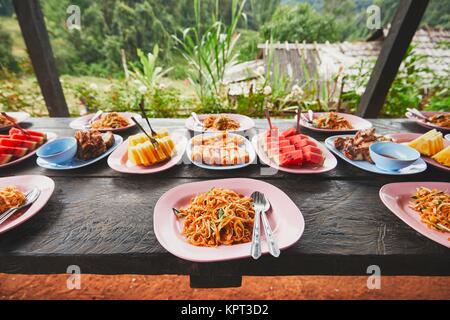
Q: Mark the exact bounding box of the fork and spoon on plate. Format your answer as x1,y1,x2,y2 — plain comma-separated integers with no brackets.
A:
250,191,280,259
0,187,41,227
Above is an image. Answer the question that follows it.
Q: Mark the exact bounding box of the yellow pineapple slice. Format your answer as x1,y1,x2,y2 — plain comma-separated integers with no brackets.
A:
432,145,450,167
142,141,159,165
409,129,444,156
128,147,142,166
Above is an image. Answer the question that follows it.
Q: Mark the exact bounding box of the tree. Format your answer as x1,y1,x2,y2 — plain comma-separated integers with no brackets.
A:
261,3,340,42
0,23,17,73
0,0,13,16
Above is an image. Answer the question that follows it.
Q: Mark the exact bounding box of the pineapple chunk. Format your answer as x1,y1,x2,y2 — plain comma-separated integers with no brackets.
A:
409,129,444,156
432,145,450,167
127,129,176,166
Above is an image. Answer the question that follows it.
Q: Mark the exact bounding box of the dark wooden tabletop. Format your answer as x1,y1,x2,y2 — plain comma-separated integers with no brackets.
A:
0,118,448,288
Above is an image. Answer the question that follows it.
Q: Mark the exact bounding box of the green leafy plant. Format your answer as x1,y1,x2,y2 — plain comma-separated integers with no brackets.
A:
129,45,172,93
173,0,247,108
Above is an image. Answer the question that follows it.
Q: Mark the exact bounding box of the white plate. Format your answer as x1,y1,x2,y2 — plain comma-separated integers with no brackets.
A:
37,135,123,170
0,112,30,131
186,133,256,170
325,135,427,175
252,133,337,174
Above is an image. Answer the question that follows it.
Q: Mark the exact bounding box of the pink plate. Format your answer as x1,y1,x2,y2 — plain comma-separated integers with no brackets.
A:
107,131,187,174
154,178,305,262
0,112,30,131
251,133,337,174
298,112,373,133
387,133,450,172
0,175,55,235
380,182,450,248
405,111,450,132
185,113,255,132
69,112,142,132
0,132,57,169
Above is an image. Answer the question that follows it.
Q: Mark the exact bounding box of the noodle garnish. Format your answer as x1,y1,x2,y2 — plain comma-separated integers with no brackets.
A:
409,187,450,240
202,115,240,131
0,186,26,214
91,112,130,129
174,188,255,247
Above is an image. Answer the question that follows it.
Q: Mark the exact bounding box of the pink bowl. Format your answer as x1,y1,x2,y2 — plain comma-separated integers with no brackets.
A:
405,111,450,132
69,112,142,132
154,178,305,262
108,131,187,174
380,182,450,248
0,175,55,234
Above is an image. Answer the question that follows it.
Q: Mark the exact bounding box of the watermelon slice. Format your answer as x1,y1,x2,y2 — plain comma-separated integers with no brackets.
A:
0,153,13,165
281,128,297,138
10,133,46,145
297,139,317,149
0,138,37,150
287,134,309,144
304,151,324,165
9,128,46,138
302,145,322,155
0,146,28,158
280,145,295,153
279,139,290,148
279,150,303,166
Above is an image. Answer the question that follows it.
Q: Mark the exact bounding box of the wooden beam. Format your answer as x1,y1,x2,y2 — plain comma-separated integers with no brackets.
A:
13,0,69,117
356,0,429,118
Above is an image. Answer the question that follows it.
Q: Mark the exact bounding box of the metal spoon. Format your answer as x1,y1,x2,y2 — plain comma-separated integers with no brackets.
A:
308,110,314,123
251,191,280,259
191,112,203,129
406,108,430,122
0,188,41,226
258,192,280,258
84,110,103,129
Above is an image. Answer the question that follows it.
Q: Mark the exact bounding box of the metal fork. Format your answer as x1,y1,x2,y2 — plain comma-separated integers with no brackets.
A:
0,188,41,226
251,192,263,259
130,116,160,148
251,191,280,259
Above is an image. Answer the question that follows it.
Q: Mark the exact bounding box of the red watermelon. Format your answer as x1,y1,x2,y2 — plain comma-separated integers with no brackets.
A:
0,138,37,150
0,154,13,165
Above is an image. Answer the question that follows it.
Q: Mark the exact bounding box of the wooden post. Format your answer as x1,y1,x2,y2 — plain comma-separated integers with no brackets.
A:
13,0,69,117
356,0,429,118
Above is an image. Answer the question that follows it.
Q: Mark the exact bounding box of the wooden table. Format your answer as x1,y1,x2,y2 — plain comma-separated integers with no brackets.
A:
0,118,448,288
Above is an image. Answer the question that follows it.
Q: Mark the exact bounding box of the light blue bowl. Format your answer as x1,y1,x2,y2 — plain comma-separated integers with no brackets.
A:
36,137,77,164
370,142,420,172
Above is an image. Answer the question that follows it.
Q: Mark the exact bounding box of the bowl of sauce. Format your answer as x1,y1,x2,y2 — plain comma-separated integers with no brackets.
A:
370,142,420,171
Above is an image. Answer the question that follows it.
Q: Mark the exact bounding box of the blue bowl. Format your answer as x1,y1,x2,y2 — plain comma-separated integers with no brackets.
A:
36,137,77,164
370,142,420,172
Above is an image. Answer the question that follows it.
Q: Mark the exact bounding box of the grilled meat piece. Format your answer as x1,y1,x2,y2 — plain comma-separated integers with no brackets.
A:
102,131,115,148
335,128,392,163
75,130,113,160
